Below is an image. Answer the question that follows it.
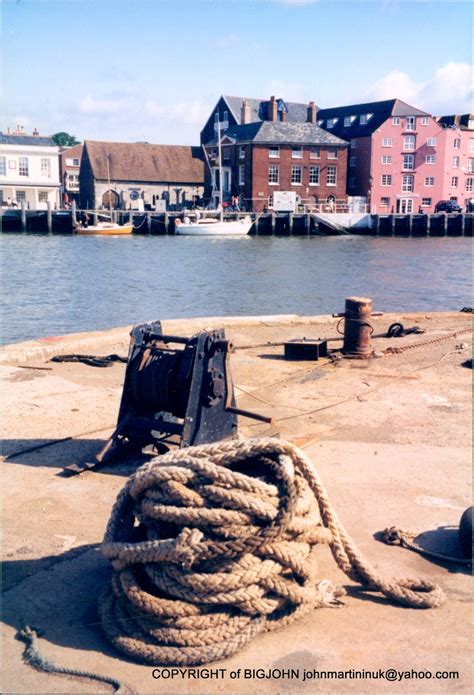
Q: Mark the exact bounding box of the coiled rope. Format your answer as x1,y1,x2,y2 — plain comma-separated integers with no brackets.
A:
99,437,445,666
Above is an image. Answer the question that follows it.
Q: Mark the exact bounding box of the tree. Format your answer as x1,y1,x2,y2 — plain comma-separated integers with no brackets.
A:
52,132,80,147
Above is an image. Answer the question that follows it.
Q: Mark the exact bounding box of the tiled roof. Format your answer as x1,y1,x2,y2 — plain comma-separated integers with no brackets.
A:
224,95,313,125
60,144,83,158
0,133,56,146
204,121,347,147
437,114,473,131
317,99,429,138
83,140,205,183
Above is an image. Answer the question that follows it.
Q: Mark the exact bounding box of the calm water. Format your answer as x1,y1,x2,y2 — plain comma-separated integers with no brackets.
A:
1,234,472,345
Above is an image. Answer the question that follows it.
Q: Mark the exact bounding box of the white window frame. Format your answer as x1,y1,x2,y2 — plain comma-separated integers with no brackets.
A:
424,177,435,187
238,164,245,186
327,147,338,160
469,139,474,153
405,116,416,131
292,147,303,159
19,157,29,176
421,197,432,206
468,158,474,173
382,138,392,147
466,178,474,192
269,146,280,159
451,176,458,188
291,165,302,184
16,190,26,202
380,197,390,207
326,166,337,186
381,174,392,186
392,117,400,126
268,164,279,184
309,146,320,159
38,191,49,203
239,146,245,159
0,156,5,176
381,155,392,165
425,155,436,164
452,156,460,168
402,175,414,192
427,137,437,147
402,155,415,170
309,165,320,185
360,113,373,125
421,117,429,126
40,158,51,177
344,116,355,127
403,135,416,151
453,138,461,149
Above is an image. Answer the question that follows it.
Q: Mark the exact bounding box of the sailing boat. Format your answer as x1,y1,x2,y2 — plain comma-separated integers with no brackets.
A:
175,117,253,236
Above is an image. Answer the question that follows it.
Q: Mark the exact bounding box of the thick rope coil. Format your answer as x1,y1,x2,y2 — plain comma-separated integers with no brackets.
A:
99,438,445,666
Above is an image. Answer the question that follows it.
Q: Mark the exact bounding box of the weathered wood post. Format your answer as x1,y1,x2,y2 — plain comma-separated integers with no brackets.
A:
47,201,52,234
304,213,310,235
21,199,27,232
164,212,169,234
147,212,151,234
427,214,432,236
288,212,293,235
408,214,413,237
271,212,275,235
71,200,77,227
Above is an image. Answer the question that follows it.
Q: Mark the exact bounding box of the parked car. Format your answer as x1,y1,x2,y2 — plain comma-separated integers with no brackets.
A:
435,200,462,213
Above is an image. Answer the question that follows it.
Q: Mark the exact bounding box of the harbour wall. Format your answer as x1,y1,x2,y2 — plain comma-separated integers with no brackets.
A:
1,208,472,237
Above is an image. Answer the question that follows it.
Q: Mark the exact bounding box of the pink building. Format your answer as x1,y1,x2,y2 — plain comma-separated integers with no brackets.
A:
317,100,474,213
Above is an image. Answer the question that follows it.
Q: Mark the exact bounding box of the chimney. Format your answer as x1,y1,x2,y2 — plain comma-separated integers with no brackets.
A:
33,128,39,136
269,95,277,122
280,107,287,122
241,99,251,125
307,101,317,124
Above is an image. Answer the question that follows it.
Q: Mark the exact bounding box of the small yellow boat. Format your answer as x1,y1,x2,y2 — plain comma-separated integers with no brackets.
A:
76,222,133,236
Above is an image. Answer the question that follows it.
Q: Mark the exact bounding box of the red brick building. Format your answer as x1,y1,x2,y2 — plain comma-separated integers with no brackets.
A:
201,96,348,212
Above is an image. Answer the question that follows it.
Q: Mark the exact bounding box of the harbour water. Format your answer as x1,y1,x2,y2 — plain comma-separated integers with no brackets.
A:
1,234,471,345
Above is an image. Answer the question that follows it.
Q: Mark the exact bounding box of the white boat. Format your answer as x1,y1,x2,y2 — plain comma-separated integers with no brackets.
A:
175,213,252,236
174,116,253,236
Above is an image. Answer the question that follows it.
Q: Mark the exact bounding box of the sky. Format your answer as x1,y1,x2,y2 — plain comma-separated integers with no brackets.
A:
1,0,472,145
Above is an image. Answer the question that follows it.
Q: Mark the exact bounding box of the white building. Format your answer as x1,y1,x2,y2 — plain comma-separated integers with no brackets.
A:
0,128,61,209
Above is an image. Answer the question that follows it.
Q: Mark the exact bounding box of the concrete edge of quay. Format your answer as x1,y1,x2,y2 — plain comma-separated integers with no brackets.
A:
0,310,466,366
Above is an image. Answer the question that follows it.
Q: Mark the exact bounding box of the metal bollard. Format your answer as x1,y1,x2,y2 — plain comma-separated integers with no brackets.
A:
333,297,382,359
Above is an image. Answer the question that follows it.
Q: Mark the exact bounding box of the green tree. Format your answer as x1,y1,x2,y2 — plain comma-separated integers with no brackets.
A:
52,131,80,147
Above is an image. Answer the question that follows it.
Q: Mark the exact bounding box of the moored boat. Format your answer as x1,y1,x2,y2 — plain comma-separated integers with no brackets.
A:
175,215,252,236
75,222,133,236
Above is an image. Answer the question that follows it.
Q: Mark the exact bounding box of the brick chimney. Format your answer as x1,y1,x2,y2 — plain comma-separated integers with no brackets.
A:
269,95,278,122
307,101,317,124
241,99,251,124
280,107,287,122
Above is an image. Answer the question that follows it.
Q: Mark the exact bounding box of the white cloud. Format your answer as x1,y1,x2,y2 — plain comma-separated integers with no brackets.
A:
365,62,472,114
79,95,134,115
215,33,240,49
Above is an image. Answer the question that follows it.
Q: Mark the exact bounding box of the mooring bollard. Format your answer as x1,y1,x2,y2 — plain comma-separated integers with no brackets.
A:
333,296,383,358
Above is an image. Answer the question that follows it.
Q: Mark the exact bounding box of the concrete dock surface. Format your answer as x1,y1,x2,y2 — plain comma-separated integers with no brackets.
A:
1,311,472,694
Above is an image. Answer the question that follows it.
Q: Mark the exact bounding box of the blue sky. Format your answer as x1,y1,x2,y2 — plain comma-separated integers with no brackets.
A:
2,0,472,144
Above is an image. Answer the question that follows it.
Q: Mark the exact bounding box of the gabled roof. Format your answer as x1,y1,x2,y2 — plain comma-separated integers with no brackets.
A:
317,99,429,138
204,121,347,147
60,144,83,158
0,133,56,147
83,140,205,183
223,95,314,125
437,114,473,131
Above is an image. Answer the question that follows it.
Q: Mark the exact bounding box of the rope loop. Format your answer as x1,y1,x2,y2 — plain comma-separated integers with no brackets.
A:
100,437,445,665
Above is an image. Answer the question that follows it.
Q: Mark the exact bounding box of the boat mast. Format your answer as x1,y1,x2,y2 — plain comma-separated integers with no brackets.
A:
216,114,224,222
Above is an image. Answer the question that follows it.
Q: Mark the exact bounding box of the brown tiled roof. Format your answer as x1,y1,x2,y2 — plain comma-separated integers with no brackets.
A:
60,144,84,158
83,140,205,184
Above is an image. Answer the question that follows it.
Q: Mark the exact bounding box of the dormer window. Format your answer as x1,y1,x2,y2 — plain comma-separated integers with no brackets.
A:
292,147,303,158
344,116,356,127
360,113,373,125
317,119,324,126
269,146,280,158
326,118,338,129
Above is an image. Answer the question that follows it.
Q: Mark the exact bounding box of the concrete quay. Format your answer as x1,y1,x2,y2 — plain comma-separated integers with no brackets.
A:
1,311,472,693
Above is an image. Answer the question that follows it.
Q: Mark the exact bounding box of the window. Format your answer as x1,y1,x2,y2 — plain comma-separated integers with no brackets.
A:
427,137,437,147
317,119,324,127
223,110,228,122
349,156,357,166
453,138,461,149
239,146,245,159
468,158,474,173
452,156,460,167
381,155,392,164
425,155,436,164
309,165,320,185
19,157,29,176
406,116,416,130
469,139,474,153
344,116,355,126
326,166,337,185
268,165,279,184
425,177,435,186
269,146,280,158
381,197,390,207
381,174,392,186
348,177,356,188
421,117,429,126
0,156,5,175
16,190,26,202
326,118,338,128
72,158,80,166
238,164,245,185
327,147,338,159
402,155,415,170
309,146,320,159
403,135,416,151
38,191,49,203
222,147,230,163
466,178,474,192
382,138,392,147
392,117,400,126
402,175,414,192
40,158,51,177
350,139,357,148
292,147,303,158
421,198,432,206
291,165,302,184
268,193,273,208
451,176,458,187
360,113,373,125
